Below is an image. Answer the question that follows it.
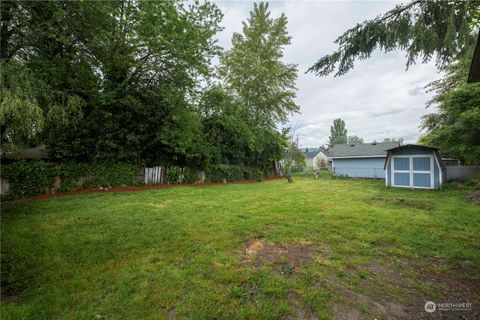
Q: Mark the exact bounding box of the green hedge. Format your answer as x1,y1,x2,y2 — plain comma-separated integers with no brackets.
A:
205,164,245,183
165,165,267,184
1,161,141,200
1,161,57,199
243,166,265,181
1,161,272,199
56,163,141,191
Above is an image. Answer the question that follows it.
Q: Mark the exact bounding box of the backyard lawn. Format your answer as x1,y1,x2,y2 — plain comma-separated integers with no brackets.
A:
1,176,479,319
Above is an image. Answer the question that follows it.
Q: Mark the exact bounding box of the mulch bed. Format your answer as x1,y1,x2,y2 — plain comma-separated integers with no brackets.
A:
4,176,284,203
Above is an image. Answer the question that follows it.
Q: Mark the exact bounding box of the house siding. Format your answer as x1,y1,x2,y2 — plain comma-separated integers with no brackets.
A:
333,157,385,179
306,158,315,168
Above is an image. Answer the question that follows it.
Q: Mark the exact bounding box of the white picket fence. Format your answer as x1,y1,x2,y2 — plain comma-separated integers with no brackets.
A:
144,166,163,185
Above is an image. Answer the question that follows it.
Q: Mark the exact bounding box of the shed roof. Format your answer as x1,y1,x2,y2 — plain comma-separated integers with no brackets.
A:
330,142,400,158
385,144,439,152
383,144,443,170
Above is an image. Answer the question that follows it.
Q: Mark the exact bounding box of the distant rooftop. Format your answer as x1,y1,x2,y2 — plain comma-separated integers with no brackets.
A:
300,147,329,159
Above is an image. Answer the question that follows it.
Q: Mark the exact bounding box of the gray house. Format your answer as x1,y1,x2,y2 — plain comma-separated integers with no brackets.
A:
385,144,443,189
330,142,400,178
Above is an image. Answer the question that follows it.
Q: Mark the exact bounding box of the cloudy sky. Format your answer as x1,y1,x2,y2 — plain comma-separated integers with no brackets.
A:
214,0,442,147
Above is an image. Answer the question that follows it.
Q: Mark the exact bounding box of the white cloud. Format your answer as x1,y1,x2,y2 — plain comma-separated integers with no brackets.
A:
214,1,442,147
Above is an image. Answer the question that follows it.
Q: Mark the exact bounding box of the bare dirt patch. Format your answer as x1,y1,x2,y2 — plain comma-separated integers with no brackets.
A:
332,304,363,320
326,276,409,320
1,285,20,304
467,188,480,204
347,258,480,319
409,259,480,319
243,239,321,276
369,196,435,210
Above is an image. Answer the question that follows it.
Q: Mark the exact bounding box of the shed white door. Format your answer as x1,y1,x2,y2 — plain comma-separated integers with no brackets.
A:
392,155,434,189
412,156,433,188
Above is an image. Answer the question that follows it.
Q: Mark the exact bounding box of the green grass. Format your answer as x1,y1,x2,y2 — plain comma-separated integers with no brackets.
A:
1,177,479,319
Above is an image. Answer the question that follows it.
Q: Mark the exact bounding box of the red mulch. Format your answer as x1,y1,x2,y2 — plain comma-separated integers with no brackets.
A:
4,176,284,203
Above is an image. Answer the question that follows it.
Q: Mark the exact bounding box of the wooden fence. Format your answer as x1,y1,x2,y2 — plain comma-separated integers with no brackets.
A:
144,166,163,185
445,165,480,182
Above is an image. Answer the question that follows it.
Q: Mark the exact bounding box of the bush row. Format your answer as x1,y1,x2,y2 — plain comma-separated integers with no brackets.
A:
205,164,266,183
1,161,141,200
164,165,266,184
1,161,270,199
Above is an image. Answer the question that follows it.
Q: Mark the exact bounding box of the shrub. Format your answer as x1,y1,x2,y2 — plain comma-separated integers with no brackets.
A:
243,167,264,180
1,161,141,200
165,166,183,184
164,166,198,184
205,164,244,183
183,167,197,183
1,161,57,198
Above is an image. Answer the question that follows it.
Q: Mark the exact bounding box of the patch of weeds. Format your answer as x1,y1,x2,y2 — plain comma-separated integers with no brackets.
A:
335,267,346,278
369,196,435,210
230,285,254,300
281,265,294,276
356,269,368,280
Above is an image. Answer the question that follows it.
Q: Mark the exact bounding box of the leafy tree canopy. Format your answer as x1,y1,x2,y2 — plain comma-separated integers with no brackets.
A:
347,135,364,144
1,0,223,165
383,137,404,144
419,46,480,164
308,0,480,77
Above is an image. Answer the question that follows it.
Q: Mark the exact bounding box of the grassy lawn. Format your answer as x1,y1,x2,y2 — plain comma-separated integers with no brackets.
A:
1,176,479,319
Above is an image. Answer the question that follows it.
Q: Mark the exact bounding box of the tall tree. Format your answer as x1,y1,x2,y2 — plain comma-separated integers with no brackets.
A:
419,47,480,164
308,1,480,77
219,2,298,128
328,118,347,145
383,137,404,144
347,135,364,144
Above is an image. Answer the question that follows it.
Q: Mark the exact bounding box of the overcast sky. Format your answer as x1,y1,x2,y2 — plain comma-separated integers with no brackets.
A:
214,1,442,147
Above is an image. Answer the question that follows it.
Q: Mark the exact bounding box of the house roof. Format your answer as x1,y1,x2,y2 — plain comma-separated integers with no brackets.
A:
301,148,320,159
330,142,400,158
304,151,318,159
468,32,480,83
